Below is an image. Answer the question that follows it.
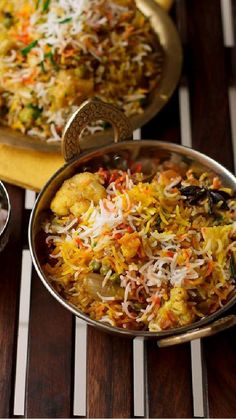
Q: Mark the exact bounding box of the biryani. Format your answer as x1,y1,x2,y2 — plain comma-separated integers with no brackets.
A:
42,162,236,331
0,0,163,142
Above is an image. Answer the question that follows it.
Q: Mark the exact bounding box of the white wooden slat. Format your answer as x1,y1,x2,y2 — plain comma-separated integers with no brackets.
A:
179,84,206,417
190,339,206,418
220,0,234,47
133,128,141,140
13,250,32,416
133,337,146,417
24,190,36,210
179,86,192,148
73,318,88,417
14,190,35,415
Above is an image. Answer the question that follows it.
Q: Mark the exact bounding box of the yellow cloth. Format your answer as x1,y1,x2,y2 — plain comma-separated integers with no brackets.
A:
0,0,173,192
0,144,64,191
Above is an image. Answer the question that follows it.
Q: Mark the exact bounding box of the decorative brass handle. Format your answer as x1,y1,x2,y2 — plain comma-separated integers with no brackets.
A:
62,99,133,162
157,315,236,347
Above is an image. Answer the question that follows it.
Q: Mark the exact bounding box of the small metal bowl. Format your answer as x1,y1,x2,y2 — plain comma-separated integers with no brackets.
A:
0,182,11,252
29,100,236,347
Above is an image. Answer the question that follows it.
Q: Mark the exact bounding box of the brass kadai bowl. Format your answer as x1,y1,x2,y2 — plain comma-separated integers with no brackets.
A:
29,100,236,346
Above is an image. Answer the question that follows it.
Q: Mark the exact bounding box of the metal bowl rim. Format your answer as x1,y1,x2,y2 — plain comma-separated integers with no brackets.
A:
0,181,11,238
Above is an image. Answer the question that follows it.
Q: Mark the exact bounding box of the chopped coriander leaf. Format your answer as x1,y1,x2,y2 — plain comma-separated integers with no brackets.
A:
59,17,72,24
39,61,46,73
21,40,38,56
45,52,59,70
43,0,51,12
26,104,43,120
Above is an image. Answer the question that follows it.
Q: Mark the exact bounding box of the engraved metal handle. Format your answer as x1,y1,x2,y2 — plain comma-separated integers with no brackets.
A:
62,99,133,162
157,315,236,347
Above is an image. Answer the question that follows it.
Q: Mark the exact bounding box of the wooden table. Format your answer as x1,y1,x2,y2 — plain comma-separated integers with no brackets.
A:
1,1,236,417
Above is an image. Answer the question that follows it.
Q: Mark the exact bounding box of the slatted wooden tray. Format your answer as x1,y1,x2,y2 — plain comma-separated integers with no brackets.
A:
1,1,236,417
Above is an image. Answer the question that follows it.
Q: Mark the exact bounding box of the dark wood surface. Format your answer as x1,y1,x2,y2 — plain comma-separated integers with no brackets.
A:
147,342,193,418
26,271,73,418
185,0,234,168
0,186,24,418
0,1,236,418
87,329,133,418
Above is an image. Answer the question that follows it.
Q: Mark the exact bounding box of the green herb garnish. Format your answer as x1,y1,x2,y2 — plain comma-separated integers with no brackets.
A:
156,215,161,227
59,17,72,24
43,0,51,12
45,52,59,70
26,104,43,120
21,40,38,56
39,60,46,73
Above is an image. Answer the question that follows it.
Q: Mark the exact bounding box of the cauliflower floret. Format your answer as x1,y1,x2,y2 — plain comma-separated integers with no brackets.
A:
50,172,106,217
149,287,195,331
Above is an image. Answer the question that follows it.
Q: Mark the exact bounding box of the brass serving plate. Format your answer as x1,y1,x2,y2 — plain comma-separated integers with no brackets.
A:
0,0,182,153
